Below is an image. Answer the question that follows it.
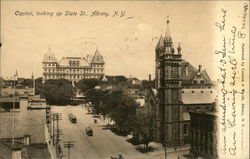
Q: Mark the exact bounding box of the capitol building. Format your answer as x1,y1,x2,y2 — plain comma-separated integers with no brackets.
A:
42,47,105,84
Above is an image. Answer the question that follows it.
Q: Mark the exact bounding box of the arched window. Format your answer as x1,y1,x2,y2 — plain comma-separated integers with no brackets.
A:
149,99,154,108
183,124,189,135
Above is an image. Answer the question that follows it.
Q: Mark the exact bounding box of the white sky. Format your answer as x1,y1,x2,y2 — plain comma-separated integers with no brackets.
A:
1,1,217,80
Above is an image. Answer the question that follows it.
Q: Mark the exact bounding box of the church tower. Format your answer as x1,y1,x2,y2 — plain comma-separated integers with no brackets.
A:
156,18,184,147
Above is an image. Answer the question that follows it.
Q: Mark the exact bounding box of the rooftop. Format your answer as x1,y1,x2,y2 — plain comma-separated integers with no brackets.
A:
182,89,215,104
0,97,19,103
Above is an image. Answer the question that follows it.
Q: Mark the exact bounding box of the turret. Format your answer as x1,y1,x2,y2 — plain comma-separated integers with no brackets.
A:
43,46,57,63
177,43,182,55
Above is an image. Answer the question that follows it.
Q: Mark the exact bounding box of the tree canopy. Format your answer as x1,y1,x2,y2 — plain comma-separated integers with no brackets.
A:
135,109,153,148
76,78,99,93
141,80,154,89
86,88,138,132
35,77,43,95
42,79,73,105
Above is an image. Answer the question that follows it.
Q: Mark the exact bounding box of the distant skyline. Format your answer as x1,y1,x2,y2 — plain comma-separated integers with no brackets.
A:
1,1,220,80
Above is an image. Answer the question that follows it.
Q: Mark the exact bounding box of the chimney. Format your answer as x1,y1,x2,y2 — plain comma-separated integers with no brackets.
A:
24,135,30,146
149,74,151,81
12,146,22,159
199,65,202,72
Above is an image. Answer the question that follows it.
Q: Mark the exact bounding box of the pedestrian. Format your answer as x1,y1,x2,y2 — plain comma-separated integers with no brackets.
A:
118,154,124,159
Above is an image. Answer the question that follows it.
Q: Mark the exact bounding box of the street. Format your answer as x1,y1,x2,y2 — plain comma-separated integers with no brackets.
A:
51,105,152,159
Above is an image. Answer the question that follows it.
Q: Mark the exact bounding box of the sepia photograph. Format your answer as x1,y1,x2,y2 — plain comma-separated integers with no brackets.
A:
0,1,249,159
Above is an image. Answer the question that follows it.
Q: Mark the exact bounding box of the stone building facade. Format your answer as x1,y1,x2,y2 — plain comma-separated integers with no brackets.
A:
152,19,215,148
189,111,217,159
42,47,105,84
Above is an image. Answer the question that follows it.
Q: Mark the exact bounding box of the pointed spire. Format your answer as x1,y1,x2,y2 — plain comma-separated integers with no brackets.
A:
92,47,104,64
32,71,35,95
156,35,164,50
165,16,171,39
94,47,100,55
47,45,53,55
164,16,173,49
48,45,51,51
31,71,34,79
15,70,18,80
177,42,182,54
43,46,57,62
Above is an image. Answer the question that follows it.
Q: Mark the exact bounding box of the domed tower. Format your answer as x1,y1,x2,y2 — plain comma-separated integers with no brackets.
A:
157,17,184,147
42,47,57,82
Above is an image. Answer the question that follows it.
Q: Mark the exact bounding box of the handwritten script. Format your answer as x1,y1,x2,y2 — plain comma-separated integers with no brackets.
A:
215,2,248,158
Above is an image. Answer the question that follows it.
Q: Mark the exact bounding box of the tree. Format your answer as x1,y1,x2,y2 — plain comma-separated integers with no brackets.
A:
76,78,99,93
141,80,154,89
86,88,138,132
35,77,43,95
42,79,73,105
86,89,106,114
0,77,4,87
23,79,33,87
135,109,153,149
106,76,127,86
104,90,138,132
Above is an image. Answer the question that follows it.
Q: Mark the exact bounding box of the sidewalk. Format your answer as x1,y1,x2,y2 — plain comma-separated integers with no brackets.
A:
136,141,190,159
45,124,57,159
98,115,114,125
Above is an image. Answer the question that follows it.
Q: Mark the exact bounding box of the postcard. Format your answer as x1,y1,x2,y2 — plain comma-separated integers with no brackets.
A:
0,1,249,159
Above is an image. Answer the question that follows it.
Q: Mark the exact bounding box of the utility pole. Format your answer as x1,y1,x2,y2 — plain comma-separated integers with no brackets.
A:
46,105,51,135
63,141,75,159
32,71,35,95
0,42,2,96
164,144,167,159
52,113,63,158
178,118,182,159
52,114,55,145
56,113,62,157
55,129,63,157
12,73,17,147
